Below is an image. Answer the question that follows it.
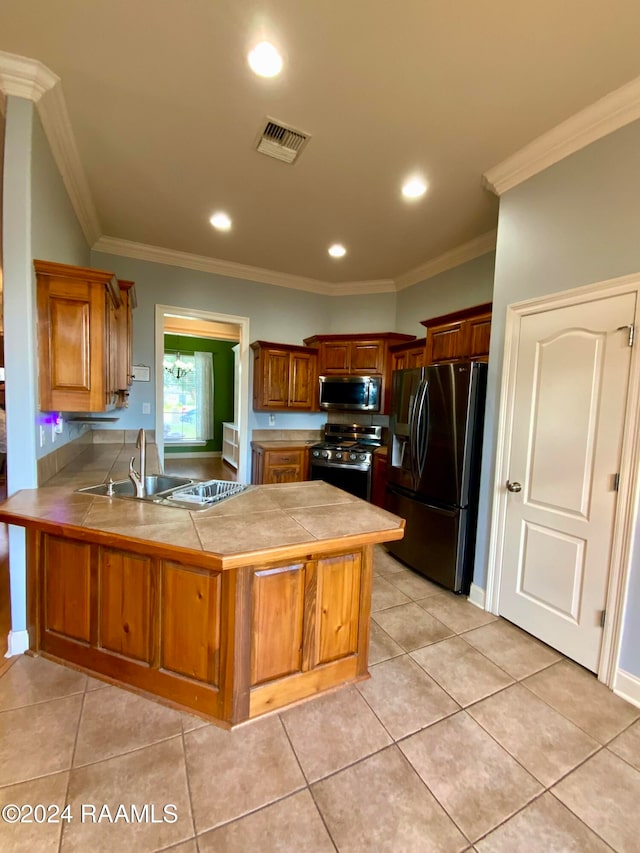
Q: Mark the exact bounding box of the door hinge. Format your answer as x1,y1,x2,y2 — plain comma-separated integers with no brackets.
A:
613,473,620,492
599,609,607,628
617,324,635,347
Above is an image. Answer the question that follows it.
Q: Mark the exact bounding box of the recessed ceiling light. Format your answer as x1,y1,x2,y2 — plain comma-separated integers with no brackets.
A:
402,177,428,199
248,41,283,78
328,244,347,258
209,212,232,231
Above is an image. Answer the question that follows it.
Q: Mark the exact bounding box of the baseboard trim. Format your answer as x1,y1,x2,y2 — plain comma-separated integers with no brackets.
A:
5,630,29,657
613,668,640,709
467,583,486,610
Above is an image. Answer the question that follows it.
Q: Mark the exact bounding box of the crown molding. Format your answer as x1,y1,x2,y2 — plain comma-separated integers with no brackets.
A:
394,230,497,291
93,236,331,293
0,49,58,101
484,75,640,195
0,49,101,246
37,85,102,245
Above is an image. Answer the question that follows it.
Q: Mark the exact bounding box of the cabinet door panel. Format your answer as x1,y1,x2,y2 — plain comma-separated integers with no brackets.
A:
251,564,305,685
99,547,153,662
350,342,383,374
264,349,290,407
466,313,492,359
316,552,361,664
321,343,350,373
407,346,425,368
44,536,91,643
289,352,316,408
161,561,221,684
50,298,91,392
265,465,302,484
426,322,465,363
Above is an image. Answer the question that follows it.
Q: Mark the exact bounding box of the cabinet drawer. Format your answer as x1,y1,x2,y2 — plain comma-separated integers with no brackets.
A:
268,450,303,466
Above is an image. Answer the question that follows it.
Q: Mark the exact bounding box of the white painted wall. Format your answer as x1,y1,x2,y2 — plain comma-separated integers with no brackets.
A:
395,253,495,338
475,118,640,677
31,111,91,459
2,98,89,653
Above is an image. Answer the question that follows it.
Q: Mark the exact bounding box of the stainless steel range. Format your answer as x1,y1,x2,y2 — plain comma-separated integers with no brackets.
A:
309,423,383,501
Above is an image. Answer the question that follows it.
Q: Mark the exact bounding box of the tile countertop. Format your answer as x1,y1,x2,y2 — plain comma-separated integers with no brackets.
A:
0,444,405,569
250,439,319,450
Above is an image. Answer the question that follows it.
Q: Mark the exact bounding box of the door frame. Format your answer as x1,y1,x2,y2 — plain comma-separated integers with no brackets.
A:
486,272,640,688
154,304,251,483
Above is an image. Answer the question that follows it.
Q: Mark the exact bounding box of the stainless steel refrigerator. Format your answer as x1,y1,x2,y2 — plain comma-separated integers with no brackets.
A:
385,361,487,593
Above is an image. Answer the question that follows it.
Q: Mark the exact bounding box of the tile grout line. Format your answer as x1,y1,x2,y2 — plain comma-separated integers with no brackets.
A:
179,724,200,853
58,683,88,853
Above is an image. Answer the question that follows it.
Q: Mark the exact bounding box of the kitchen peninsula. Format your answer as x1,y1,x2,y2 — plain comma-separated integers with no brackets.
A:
0,444,404,728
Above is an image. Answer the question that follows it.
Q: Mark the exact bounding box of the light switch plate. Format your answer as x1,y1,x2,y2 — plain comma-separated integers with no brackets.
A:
142,402,151,415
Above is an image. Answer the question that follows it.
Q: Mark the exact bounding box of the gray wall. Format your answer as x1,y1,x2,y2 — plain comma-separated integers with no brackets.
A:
474,118,640,676
3,98,89,643
31,111,91,458
395,253,495,338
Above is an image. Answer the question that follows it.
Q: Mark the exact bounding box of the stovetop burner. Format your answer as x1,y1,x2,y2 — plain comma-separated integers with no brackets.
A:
310,424,384,468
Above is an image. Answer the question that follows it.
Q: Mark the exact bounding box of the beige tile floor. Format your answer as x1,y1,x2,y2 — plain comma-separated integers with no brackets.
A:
1,545,640,852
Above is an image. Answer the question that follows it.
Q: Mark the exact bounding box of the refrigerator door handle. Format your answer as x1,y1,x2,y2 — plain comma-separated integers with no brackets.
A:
408,386,421,489
415,380,429,480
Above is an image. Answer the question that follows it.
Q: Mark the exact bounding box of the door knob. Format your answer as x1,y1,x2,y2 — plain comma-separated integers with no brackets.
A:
506,480,522,493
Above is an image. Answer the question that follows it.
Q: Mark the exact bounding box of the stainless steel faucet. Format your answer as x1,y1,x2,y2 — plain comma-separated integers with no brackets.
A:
128,428,146,497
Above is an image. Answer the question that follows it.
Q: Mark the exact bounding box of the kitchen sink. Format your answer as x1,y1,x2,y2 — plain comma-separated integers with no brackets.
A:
76,476,249,510
77,475,193,499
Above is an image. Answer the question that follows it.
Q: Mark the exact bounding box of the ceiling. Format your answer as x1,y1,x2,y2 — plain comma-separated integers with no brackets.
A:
2,0,640,289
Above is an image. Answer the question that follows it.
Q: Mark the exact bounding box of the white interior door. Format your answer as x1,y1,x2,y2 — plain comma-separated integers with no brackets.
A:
499,292,636,672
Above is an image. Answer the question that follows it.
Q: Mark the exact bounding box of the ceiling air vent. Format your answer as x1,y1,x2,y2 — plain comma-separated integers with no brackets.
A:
255,118,310,164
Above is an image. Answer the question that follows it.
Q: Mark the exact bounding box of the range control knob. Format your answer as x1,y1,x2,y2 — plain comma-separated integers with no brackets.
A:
335,452,342,460
312,450,320,458
359,454,367,461
349,453,357,461
322,450,330,459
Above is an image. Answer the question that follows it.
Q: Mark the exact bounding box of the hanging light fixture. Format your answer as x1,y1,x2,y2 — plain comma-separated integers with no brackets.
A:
163,353,194,380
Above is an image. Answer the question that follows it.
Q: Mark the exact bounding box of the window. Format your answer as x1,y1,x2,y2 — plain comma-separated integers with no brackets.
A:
163,351,214,443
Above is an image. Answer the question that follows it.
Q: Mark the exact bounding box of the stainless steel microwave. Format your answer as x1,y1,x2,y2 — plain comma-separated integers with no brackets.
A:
318,375,381,412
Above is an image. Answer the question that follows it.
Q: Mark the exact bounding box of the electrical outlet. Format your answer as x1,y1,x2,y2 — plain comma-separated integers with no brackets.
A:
142,402,151,415
268,414,275,426
39,425,45,447
54,413,63,434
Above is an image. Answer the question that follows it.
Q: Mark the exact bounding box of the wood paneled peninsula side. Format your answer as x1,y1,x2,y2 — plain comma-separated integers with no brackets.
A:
0,473,404,729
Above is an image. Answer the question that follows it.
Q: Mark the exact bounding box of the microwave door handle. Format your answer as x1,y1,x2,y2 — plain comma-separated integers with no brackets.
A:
365,381,370,410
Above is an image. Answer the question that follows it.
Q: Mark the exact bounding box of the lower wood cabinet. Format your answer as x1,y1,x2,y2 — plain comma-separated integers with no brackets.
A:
30,530,373,727
251,445,309,484
371,449,389,509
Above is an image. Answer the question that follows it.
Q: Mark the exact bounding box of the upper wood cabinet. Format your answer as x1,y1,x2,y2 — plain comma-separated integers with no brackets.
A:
115,279,137,394
389,337,426,373
303,333,415,376
421,303,492,365
251,341,318,411
35,259,131,412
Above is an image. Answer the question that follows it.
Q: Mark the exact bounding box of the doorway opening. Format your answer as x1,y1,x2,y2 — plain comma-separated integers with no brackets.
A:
154,305,250,484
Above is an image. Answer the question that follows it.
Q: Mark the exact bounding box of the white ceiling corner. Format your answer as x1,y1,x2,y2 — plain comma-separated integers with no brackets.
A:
484,74,640,195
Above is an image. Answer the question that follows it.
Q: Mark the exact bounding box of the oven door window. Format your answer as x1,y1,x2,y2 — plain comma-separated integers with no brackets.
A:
310,463,371,501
